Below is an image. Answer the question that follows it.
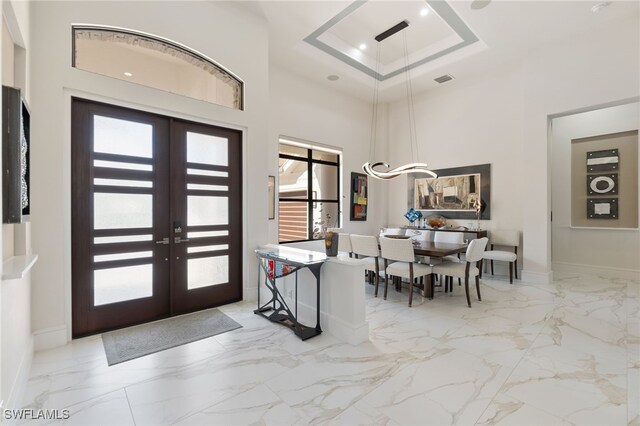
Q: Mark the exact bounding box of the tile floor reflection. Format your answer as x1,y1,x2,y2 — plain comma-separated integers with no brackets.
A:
20,272,639,425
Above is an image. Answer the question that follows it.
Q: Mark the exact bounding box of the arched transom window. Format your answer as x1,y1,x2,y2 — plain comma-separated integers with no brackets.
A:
73,25,243,110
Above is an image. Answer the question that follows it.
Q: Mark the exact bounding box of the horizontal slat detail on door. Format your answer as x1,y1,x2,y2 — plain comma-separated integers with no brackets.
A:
92,257,153,270
187,235,229,245
187,249,229,260
93,240,156,255
94,152,154,165
186,225,229,233
185,162,228,172
94,168,154,181
185,189,229,197
93,186,154,195
185,175,228,186
94,227,154,237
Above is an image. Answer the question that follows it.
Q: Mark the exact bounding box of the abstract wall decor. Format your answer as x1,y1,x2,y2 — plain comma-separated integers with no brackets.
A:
587,173,618,195
350,172,367,221
587,149,619,172
587,198,618,219
408,163,491,220
586,150,619,220
571,130,638,229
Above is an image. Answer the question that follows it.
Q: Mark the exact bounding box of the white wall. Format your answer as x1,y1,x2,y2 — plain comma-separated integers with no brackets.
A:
268,65,387,241
551,102,640,277
385,62,524,233
29,1,269,345
1,0,33,411
385,16,639,283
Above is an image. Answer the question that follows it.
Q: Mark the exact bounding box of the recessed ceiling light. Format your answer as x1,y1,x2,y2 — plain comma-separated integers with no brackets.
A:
359,43,367,50
420,8,429,17
123,72,133,77
327,75,339,81
591,2,611,13
470,0,491,10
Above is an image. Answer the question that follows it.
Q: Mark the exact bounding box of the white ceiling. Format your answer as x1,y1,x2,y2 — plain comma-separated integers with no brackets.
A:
235,0,639,102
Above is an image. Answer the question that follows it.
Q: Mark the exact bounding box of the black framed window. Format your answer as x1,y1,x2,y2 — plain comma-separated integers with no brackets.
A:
278,142,340,243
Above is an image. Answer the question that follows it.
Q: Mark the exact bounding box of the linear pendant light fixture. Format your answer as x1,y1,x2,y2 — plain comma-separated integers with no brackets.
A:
363,20,437,180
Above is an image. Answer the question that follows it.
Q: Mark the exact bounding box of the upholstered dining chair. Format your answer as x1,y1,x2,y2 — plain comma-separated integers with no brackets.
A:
337,233,352,257
434,231,465,262
432,237,488,307
482,230,520,284
433,231,465,288
350,234,383,297
405,229,433,264
379,236,432,307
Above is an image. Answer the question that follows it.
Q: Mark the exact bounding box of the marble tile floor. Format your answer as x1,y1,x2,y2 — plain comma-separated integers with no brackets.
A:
19,272,639,425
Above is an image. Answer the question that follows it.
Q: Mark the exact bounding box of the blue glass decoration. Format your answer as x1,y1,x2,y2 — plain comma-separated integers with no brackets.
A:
404,208,423,223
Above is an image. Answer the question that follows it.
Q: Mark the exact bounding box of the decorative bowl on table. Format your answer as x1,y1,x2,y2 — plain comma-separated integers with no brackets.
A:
426,215,447,229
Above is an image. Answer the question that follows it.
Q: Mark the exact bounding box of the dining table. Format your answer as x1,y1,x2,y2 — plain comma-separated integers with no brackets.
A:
412,240,469,298
413,241,469,258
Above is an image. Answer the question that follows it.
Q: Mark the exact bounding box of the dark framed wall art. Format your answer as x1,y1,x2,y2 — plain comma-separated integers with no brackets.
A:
407,163,491,220
2,85,31,223
350,172,367,221
571,131,638,228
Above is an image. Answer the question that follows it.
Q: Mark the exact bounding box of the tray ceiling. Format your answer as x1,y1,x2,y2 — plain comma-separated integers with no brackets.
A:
304,0,481,81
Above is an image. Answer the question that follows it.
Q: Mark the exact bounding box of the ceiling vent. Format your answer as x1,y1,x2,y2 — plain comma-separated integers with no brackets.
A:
434,74,454,84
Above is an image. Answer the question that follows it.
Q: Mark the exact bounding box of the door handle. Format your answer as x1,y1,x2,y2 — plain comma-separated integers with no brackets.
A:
155,238,170,245
174,237,190,244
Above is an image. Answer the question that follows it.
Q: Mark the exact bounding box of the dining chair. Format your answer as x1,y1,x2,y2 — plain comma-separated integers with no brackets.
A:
350,234,383,297
482,230,519,284
432,237,488,307
337,233,353,257
433,231,465,288
434,231,464,262
379,236,432,307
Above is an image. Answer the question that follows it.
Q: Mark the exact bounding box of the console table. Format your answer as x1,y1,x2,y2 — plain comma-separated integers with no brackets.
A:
254,245,326,340
402,227,487,239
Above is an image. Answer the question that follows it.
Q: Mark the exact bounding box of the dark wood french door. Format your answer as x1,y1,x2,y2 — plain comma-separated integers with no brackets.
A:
71,98,242,337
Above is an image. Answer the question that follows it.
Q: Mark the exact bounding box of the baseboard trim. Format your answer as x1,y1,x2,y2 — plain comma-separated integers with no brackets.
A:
33,325,68,351
291,299,369,345
243,286,258,303
5,335,33,413
552,262,640,281
520,269,553,284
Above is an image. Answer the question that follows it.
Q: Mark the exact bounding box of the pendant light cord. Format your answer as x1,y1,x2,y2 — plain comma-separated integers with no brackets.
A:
403,30,419,164
369,42,381,162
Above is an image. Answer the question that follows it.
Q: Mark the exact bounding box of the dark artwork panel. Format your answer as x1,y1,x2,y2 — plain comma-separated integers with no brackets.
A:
350,172,367,221
587,149,619,172
587,173,618,195
587,198,618,219
408,163,491,220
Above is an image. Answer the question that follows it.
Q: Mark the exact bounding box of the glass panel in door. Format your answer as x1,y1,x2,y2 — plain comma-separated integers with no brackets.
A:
170,122,242,314
71,99,170,337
